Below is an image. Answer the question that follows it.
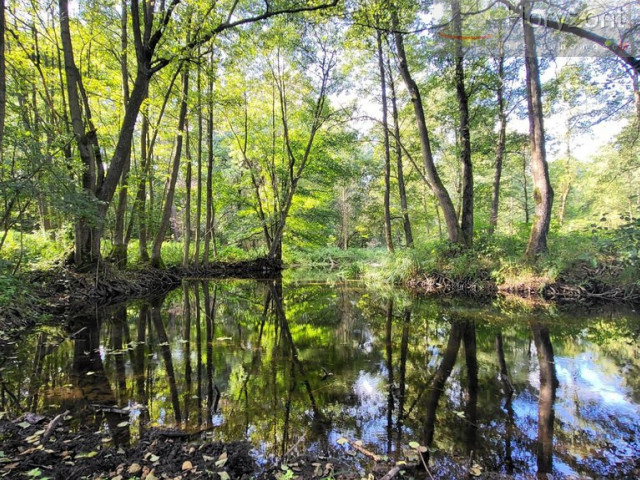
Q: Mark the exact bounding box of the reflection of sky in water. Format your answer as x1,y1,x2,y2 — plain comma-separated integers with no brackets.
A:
516,349,640,477
353,371,385,418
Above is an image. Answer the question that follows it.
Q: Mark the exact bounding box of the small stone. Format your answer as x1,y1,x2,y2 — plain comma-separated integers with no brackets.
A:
181,460,193,471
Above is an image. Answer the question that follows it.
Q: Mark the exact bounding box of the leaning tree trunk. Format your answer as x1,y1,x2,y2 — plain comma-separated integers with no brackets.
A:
150,66,189,267
391,10,462,244
377,30,394,253
523,8,554,258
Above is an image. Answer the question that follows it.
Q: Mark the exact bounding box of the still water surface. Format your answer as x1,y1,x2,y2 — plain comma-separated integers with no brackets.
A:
2,278,639,478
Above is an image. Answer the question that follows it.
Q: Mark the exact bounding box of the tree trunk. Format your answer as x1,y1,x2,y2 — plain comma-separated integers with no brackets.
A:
523,6,554,258
203,56,214,267
462,321,478,454
388,57,413,247
559,183,570,226
453,0,473,246
150,66,189,267
183,125,192,267
136,112,150,262
194,48,203,267
377,30,394,253
423,322,462,451
489,52,507,235
59,0,101,265
110,0,131,267
522,148,530,225
0,0,5,162
530,321,558,475
391,10,461,244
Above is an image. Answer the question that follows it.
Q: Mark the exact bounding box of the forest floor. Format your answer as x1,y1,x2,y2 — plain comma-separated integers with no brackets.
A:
0,411,426,480
0,411,557,480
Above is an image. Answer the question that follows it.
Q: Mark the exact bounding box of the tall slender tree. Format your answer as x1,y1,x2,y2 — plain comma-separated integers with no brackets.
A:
391,8,462,244
522,2,553,257
377,29,394,253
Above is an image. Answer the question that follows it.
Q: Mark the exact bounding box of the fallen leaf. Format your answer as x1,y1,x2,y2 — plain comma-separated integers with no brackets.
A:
215,451,227,468
408,441,420,450
17,421,31,429
128,463,142,475
218,472,230,480
146,470,159,480
116,422,129,428
336,437,348,445
469,463,483,477
181,461,193,471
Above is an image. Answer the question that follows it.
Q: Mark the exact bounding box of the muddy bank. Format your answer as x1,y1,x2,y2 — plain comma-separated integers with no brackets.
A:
407,270,640,305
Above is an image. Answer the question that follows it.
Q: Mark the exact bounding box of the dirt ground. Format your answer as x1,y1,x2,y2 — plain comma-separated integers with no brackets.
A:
0,412,409,480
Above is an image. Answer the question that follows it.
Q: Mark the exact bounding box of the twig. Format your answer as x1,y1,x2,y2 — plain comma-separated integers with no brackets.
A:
41,410,70,444
417,450,434,480
379,465,402,480
282,434,305,459
347,438,381,462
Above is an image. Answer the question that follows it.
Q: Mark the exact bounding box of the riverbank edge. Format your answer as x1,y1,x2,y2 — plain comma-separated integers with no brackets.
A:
0,258,282,342
406,270,640,304
2,258,639,343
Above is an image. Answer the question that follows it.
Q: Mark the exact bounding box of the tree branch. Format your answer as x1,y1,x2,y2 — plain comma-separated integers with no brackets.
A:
498,0,640,74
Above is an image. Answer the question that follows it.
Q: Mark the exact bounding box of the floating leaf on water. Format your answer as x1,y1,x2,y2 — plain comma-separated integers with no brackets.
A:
336,437,348,445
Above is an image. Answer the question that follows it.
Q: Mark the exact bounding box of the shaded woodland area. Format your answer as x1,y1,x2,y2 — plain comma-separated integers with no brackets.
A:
0,0,639,282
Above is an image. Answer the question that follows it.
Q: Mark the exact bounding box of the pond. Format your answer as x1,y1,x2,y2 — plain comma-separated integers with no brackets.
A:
1,277,639,478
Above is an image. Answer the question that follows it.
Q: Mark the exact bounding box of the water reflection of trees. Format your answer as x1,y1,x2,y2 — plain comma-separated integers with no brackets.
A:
1,283,639,477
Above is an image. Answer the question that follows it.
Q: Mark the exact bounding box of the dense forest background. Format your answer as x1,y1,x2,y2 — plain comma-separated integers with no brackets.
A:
0,0,639,282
